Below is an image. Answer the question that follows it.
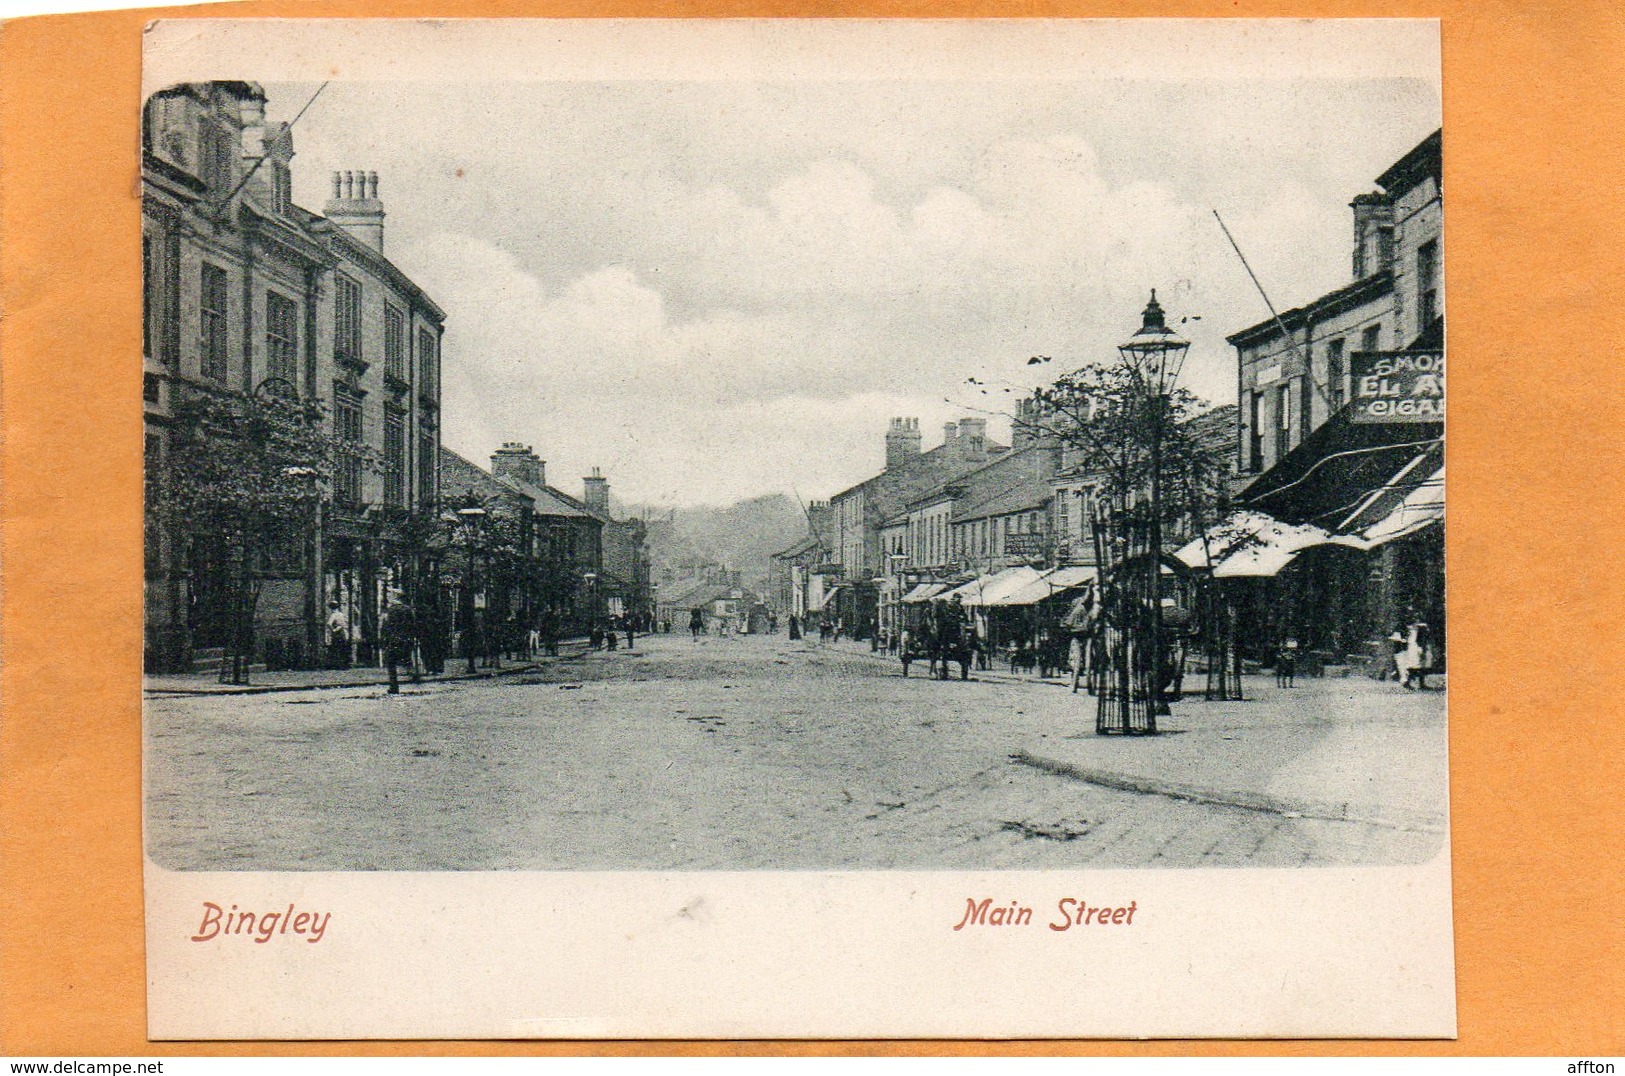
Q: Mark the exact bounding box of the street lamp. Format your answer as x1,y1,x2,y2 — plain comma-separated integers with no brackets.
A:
1117,289,1190,725
455,505,488,673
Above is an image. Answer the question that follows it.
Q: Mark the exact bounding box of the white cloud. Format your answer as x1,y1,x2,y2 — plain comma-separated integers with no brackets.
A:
277,77,1439,505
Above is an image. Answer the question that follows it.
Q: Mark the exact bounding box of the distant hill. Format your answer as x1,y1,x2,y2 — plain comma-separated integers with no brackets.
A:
629,494,809,593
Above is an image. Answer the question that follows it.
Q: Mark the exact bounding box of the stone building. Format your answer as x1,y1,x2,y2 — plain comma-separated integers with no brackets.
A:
1229,129,1442,482
770,501,835,624
826,417,1009,636
142,82,445,672
1205,129,1445,669
479,444,609,636
582,468,653,627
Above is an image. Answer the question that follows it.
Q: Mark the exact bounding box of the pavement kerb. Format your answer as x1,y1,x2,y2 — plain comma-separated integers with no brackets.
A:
1011,748,1446,834
143,658,556,698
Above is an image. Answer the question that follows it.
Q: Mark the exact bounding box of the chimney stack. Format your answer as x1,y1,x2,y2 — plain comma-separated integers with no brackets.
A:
884,417,922,471
583,467,610,515
324,169,386,253
806,500,833,543
957,417,988,462
1350,191,1394,280
1012,398,1038,449
490,442,545,488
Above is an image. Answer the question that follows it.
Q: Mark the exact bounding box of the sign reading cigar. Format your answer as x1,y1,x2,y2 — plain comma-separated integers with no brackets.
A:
1349,350,1446,423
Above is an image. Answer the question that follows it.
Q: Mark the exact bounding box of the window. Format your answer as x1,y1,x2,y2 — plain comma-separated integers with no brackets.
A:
200,263,228,384
1275,383,1291,462
334,388,364,505
1377,226,1395,272
417,327,437,397
1417,239,1440,329
1299,373,1313,441
384,304,407,382
142,218,181,366
200,119,234,192
265,291,299,388
334,274,363,368
1362,323,1382,354
418,427,437,505
384,407,406,508
1327,339,1346,408
1248,390,1264,473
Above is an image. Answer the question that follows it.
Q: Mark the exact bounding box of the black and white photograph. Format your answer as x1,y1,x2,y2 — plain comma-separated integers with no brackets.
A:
139,18,1452,1039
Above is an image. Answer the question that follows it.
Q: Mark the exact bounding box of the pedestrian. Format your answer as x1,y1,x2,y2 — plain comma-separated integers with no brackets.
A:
1387,620,1409,683
787,614,802,640
527,623,541,659
1396,621,1431,690
325,601,350,670
689,608,704,641
1275,637,1298,688
381,603,416,695
899,627,913,678
589,623,604,651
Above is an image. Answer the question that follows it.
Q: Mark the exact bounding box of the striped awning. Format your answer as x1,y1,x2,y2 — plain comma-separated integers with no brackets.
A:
995,566,1098,606
941,566,1044,607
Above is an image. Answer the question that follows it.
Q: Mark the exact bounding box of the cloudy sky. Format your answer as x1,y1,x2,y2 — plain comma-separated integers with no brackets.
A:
266,58,1437,508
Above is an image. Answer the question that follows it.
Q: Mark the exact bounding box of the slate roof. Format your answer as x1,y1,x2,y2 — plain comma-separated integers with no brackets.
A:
439,447,518,503
943,446,1057,524
496,473,602,523
828,438,1011,518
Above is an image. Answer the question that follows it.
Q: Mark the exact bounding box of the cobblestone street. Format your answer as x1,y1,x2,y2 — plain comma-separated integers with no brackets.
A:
145,632,1445,871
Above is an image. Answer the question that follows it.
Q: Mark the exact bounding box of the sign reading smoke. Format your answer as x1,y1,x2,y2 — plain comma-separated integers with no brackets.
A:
1349,350,1445,423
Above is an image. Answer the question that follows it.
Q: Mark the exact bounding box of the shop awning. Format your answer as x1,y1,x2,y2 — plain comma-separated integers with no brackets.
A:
901,582,949,603
1176,511,1365,579
942,566,1044,607
1346,463,1444,548
996,566,1099,606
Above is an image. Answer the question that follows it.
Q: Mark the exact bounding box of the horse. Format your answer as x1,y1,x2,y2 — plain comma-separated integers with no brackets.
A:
930,612,974,681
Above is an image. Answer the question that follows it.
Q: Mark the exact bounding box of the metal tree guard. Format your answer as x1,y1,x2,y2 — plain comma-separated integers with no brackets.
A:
1091,506,1160,735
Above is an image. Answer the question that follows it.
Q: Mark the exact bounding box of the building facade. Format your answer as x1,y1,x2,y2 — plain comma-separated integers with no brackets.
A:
143,82,445,672
1231,129,1443,483
826,416,1009,636
1214,129,1445,669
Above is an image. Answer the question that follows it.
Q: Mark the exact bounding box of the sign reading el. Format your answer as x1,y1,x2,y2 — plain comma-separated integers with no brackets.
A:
1348,350,1445,423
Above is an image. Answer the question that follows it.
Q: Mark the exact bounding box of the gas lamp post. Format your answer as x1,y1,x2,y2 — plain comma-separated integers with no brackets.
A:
1116,290,1190,721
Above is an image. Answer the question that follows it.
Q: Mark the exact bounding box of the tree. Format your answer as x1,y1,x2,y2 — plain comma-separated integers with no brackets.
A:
156,384,353,683
441,492,536,667
1025,361,1228,536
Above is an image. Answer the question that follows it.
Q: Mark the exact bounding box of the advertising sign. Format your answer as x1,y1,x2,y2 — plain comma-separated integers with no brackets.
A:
1349,350,1445,423
1004,532,1046,556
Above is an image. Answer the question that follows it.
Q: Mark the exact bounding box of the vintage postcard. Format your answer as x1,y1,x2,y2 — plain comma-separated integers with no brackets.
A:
139,18,1453,1039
